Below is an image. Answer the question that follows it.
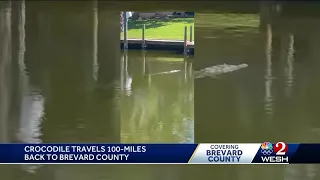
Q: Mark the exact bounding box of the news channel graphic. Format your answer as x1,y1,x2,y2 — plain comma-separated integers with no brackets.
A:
0,143,258,164
0,144,197,164
251,142,320,164
0,143,317,164
189,143,260,164
250,142,290,164
189,143,306,164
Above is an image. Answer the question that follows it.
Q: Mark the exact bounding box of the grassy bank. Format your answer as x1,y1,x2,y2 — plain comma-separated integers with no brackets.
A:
196,13,259,33
121,14,259,40
121,18,194,40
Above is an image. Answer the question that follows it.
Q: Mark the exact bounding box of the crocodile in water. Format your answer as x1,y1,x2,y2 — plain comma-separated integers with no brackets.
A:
194,63,248,79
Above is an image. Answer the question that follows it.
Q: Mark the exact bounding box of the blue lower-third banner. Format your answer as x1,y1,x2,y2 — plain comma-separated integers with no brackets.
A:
0,143,320,164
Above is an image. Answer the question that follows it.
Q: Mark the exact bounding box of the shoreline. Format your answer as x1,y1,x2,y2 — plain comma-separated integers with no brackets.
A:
120,39,194,55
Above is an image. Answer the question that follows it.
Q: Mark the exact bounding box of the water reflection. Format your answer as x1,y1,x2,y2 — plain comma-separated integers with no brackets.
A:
15,1,44,144
120,51,194,143
1,1,122,178
17,74,44,144
196,10,320,179
120,51,132,96
2,1,320,179
264,24,274,118
0,0,12,143
284,33,294,98
0,1,196,177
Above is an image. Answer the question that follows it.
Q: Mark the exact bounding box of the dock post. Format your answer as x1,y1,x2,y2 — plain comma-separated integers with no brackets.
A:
142,24,146,49
190,25,193,42
123,12,128,50
184,26,188,55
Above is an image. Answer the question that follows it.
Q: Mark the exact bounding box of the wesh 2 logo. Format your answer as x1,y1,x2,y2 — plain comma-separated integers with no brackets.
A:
260,142,289,163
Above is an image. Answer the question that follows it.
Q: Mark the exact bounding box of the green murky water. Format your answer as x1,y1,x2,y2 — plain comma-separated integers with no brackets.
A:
119,51,194,143
1,1,320,180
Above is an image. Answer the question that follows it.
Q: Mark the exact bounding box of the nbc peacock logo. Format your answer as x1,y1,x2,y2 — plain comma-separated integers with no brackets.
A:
260,142,273,155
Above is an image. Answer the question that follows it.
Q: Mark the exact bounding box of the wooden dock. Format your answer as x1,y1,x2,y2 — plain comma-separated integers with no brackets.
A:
120,39,194,54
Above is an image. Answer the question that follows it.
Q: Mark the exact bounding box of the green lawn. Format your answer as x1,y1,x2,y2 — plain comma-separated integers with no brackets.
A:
121,18,194,40
196,13,259,33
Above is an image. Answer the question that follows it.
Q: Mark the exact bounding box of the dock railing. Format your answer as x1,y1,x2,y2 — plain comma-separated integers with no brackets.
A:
122,13,194,54
142,24,146,49
183,26,188,55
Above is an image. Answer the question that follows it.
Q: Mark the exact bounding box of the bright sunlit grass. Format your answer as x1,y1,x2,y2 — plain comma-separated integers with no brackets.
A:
121,18,194,40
